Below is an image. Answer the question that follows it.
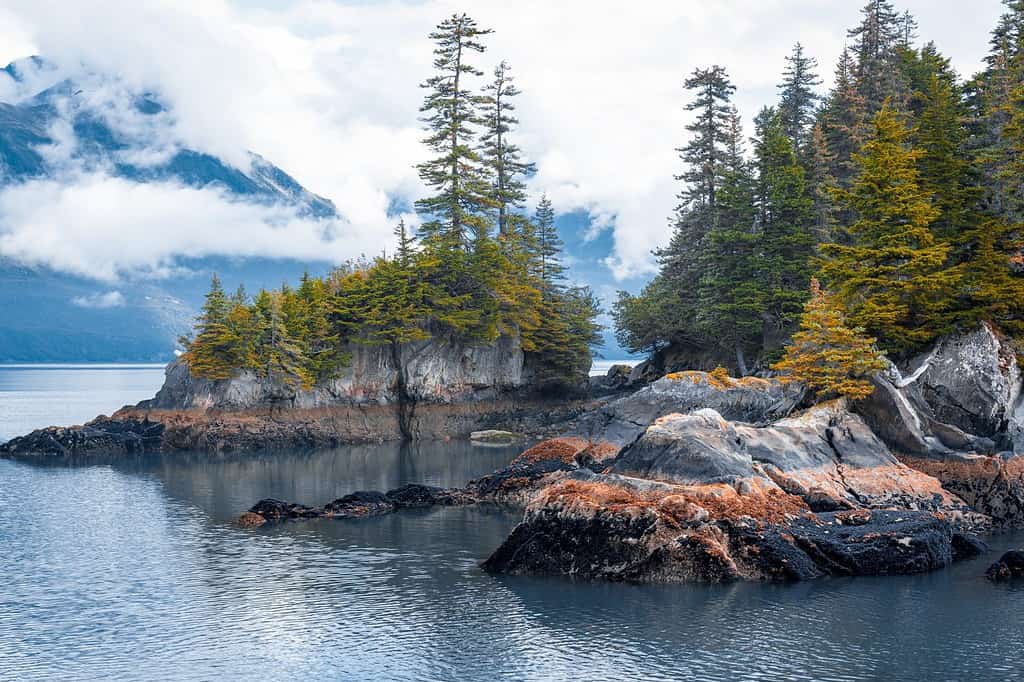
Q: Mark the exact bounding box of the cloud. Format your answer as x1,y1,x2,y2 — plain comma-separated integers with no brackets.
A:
0,173,387,282
0,0,1007,283
71,290,125,308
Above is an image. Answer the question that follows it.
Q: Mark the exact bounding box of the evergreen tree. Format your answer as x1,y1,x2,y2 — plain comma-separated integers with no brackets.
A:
649,66,737,349
697,108,761,374
415,14,495,251
822,47,870,196
184,275,239,380
772,278,887,400
910,44,975,243
847,0,905,113
532,195,565,294
677,66,737,216
777,42,823,153
755,112,816,351
820,102,956,353
480,61,534,238
252,289,310,389
806,121,837,241
393,218,416,267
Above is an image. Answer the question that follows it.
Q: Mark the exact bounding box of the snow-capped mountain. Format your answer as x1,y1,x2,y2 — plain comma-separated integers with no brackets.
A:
0,56,339,361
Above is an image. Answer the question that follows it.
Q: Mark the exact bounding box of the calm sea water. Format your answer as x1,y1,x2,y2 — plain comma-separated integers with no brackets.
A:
3,366,1024,681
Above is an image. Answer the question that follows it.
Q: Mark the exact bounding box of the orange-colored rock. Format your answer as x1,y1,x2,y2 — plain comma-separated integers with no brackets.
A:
236,512,266,527
512,437,621,467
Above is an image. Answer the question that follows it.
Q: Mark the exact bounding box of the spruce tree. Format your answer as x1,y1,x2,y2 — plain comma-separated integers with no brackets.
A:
820,102,956,353
847,0,905,113
415,14,495,251
184,275,239,380
253,289,310,389
822,47,870,196
393,218,416,267
697,108,762,374
649,66,737,350
806,121,837,242
777,42,822,153
532,195,565,295
480,61,534,238
755,112,816,350
910,44,975,243
772,278,887,400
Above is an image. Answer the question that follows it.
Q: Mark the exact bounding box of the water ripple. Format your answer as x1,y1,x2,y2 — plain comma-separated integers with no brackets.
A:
3,447,1024,682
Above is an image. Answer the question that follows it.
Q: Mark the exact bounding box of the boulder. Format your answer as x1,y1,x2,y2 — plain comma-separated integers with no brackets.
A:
0,416,165,458
323,491,395,517
911,323,1020,444
470,430,517,444
858,324,1022,456
589,364,634,396
482,472,961,583
986,550,1024,581
567,371,802,449
611,409,762,485
854,324,1024,527
610,403,970,518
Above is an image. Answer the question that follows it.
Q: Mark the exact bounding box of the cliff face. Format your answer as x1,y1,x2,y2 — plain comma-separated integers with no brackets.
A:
1,332,591,456
146,332,527,411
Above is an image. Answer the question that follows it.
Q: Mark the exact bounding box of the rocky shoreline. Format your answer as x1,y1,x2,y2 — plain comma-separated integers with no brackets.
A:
6,323,1024,584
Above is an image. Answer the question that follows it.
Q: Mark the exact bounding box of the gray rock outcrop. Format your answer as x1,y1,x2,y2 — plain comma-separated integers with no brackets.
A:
567,371,803,449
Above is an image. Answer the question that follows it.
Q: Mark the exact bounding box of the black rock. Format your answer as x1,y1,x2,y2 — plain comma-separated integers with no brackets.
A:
248,498,321,520
384,484,471,509
986,550,1024,581
951,533,989,561
324,491,395,517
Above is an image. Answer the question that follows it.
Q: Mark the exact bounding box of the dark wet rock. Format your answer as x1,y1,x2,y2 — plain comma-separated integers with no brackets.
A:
566,371,802,448
243,483,477,525
482,472,960,583
986,550,1024,581
0,417,165,458
384,484,473,508
469,457,577,505
248,498,321,520
589,364,634,397
951,533,988,561
323,491,395,517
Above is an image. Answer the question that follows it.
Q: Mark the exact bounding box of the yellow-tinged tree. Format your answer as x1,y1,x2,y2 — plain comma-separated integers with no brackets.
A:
819,101,957,354
773,278,887,400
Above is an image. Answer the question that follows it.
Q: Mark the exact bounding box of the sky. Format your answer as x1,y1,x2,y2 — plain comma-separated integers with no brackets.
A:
0,0,1008,297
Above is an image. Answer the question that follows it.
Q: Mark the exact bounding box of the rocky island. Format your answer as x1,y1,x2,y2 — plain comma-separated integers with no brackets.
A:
14,317,1016,585
7,3,1024,591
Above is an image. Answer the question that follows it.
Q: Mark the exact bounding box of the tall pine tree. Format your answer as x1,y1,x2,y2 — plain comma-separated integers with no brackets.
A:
778,42,823,153
480,60,534,239
415,14,495,252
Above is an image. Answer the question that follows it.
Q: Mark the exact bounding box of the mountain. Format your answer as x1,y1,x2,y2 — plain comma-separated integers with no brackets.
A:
0,57,336,216
0,57,340,362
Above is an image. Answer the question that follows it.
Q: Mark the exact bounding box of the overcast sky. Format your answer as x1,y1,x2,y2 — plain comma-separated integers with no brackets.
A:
0,0,1007,284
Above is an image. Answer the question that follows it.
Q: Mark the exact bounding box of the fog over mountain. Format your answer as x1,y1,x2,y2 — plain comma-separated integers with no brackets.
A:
0,1,1002,361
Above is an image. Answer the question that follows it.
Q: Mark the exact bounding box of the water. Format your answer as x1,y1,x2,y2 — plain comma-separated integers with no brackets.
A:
589,359,635,376
3,366,1024,681
0,364,166,442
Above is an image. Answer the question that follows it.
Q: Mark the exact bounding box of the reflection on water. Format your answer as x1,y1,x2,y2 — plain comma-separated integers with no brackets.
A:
3,443,1024,682
3,366,1024,681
